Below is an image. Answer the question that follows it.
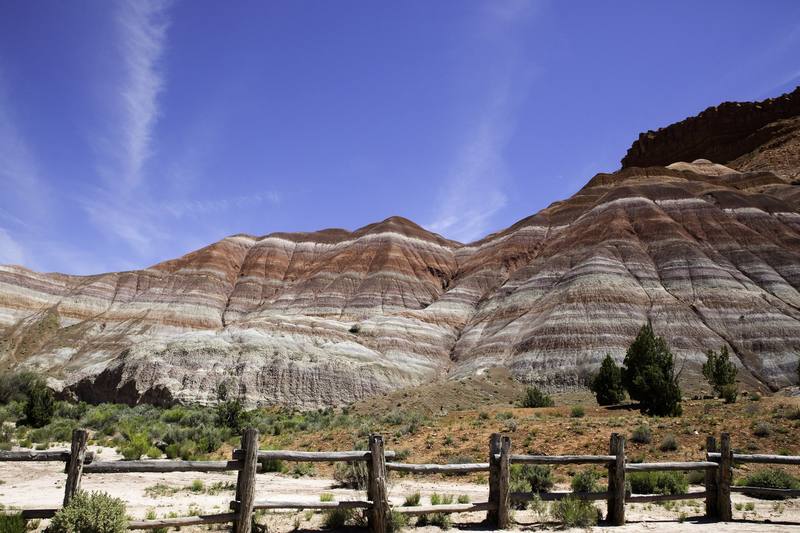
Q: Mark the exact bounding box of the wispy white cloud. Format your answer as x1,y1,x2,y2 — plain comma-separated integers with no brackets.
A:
0,227,27,266
161,192,281,218
428,0,538,243
0,73,48,221
115,0,171,189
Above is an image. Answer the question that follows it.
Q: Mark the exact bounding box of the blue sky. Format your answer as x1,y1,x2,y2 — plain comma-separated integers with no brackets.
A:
1,1,799,274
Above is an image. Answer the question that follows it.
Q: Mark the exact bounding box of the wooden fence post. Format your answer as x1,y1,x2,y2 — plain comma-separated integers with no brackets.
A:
705,436,718,519
233,428,259,533
487,433,501,525
367,435,389,533
63,428,88,505
497,435,511,529
606,433,625,526
716,433,732,521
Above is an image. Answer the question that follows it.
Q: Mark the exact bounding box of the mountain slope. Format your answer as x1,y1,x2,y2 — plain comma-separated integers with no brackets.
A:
1,90,799,407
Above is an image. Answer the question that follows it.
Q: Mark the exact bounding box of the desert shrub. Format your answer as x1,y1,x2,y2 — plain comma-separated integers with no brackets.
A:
416,513,451,529
719,384,738,404
403,492,421,506
590,354,625,405
291,462,315,477
703,346,738,400
429,493,442,505
622,322,682,416
0,371,42,404
457,494,470,504
319,492,334,502
49,491,127,533
628,471,688,495
322,508,356,529
333,461,368,489
551,496,598,528
753,421,772,437
23,380,55,428
630,424,652,444
510,464,554,493
0,513,26,533
118,432,153,461
258,454,285,472
570,405,585,418
570,469,600,493
659,434,679,452
737,468,800,499
215,399,249,433
521,386,554,408
388,510,408,533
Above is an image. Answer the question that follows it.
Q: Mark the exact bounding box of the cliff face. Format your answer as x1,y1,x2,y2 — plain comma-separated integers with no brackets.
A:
622,87,800,182
2,90,800,407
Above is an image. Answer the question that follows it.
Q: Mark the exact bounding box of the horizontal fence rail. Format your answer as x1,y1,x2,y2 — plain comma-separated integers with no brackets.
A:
2,429,798,531
83,459,247,474
708,452,800,465
232,449,396,462
625,461,719,472
508,454,616,464
386,461,489,473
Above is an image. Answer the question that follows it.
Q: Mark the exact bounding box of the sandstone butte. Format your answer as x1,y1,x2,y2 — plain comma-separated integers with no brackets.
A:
1,88,800,408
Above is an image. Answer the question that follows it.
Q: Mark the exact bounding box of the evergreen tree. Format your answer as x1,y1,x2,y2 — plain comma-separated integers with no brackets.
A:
702,346,737,402
24,380,55,428
622,323,682,416
589,354,625,405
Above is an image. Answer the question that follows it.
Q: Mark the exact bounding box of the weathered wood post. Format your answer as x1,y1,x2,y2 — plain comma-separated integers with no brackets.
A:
487,433,502,525
716,432,732,521
233,428,259,533
496,435,511,529
63,428,88,505
367,434,389,533
705,436,718,519
606,432,625,526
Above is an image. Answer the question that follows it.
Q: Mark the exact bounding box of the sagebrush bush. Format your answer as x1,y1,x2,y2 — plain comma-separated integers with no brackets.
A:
333,461,368,489
570,469,600,493
520,386,554,408
551,496,598,528
753,421,772,437
570,405,585,418
417,513,451,529
628,471,688,495
630,424,652,444
322,508,354,529
0,513,26,533
48,491,127,533
510,464,554,493
737,468,800,499
388,510,407,532
403,492,420,506
659,434,679,452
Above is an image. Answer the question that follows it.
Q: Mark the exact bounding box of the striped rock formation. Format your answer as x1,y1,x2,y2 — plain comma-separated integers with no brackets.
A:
1,89,799,407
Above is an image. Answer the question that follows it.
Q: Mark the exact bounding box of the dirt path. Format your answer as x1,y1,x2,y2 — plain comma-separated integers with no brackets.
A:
1,446,798,532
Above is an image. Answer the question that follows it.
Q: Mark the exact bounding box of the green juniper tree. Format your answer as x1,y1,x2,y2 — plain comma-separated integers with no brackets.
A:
590,354,625,405
23,379,55,428
702,346,738,403
622,322,682,416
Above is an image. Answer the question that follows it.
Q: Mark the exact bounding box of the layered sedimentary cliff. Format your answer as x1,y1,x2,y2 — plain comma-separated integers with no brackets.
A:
2,89,799,407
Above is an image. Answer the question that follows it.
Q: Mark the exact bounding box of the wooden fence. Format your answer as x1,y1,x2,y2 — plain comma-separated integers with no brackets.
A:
1,429,799,532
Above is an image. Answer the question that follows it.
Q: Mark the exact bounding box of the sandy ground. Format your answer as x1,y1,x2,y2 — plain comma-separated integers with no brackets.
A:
1,446,798,532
